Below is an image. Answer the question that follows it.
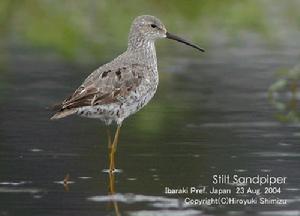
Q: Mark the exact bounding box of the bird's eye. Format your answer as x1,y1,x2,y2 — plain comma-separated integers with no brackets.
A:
150,24,157,28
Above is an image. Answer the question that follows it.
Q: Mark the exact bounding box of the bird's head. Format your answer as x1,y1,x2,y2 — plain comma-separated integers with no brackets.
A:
129,15,205,52
130,15,167,40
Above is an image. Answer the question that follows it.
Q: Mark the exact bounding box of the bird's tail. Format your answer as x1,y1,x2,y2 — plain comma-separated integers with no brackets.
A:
50,109,77,120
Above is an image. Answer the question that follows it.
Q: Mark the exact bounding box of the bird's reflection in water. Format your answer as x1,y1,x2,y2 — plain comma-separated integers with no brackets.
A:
63,173,70,192
107,126,121,215
107,172,121,216
61,171,121,215
62,127,122,215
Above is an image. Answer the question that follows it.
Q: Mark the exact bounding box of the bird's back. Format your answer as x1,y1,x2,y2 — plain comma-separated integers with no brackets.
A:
51,50,159,124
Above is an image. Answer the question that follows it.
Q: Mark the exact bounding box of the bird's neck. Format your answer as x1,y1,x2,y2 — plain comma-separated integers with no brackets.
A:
127,36,157,69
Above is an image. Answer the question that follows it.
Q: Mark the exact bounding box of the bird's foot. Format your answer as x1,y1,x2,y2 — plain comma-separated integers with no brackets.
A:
63,173,70,191
63,173,70,184
102,168,122,174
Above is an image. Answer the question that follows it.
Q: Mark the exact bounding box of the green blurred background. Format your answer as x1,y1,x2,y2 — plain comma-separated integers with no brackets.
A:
1,0,300,61
0,0,299,123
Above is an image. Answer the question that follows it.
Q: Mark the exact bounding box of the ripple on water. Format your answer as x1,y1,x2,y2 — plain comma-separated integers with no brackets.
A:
0,181,31,186
285,188,300,192
88,193,173,202
53,180,75,185
293,133,300,137
251,152,300,157
192,121,282,128
102,169,123,173
0,187,40,194
285,197,300,204
87,194,180,208
29,148,44,152
234,169,247,173
258,210,300,216
260,169,271,172
128,209,202,216
77,176,92,180
127,178,137,181
0,181,41,194
278,142,292,146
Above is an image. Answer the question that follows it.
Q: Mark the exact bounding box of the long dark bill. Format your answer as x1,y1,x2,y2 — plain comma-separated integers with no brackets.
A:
166,32,205,52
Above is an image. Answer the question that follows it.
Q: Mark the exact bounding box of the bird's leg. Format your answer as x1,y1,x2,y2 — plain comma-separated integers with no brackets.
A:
112,125,121,153
109,125,121,172
107,127,115,172
107,128,112,148
108,172,121,216
63,173,70,192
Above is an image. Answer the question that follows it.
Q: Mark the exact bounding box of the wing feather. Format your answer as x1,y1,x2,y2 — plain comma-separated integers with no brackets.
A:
51,63,145,118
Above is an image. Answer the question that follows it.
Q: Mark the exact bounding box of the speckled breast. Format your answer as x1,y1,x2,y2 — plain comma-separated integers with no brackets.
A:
77,77,158,125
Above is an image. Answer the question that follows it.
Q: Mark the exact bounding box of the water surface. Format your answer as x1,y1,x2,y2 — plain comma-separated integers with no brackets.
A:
0,46,299,215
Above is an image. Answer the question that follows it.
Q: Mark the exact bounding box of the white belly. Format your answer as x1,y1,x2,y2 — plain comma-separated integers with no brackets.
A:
77,86,157,125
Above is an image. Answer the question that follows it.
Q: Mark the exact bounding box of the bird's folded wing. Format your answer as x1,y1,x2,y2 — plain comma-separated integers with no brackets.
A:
54,64,145,111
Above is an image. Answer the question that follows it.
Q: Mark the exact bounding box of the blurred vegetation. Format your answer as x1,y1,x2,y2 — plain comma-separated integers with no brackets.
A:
269,65,300,123
0,0,300,62
0,0,299,129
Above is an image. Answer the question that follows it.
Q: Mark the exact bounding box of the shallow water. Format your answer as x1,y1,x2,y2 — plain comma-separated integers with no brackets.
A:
0,46,299,215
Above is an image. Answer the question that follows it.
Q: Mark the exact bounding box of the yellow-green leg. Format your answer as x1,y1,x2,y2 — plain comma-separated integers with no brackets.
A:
107,128,112,148
109,125,121,172
108,172,120,216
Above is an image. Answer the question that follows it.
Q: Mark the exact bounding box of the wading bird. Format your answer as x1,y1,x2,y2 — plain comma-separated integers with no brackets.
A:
51,15,204,172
